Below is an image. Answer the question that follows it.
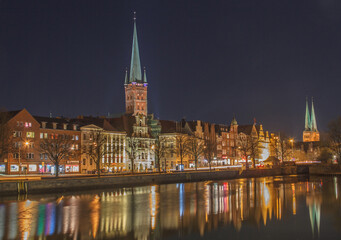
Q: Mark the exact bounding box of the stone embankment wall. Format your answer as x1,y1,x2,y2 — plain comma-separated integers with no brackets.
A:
0,167,306,196
309,164,341,175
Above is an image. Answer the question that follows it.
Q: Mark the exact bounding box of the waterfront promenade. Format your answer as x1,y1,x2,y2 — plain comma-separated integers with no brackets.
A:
0,166,310,196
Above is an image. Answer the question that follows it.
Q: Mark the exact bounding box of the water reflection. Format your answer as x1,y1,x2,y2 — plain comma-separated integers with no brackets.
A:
0,176,340,240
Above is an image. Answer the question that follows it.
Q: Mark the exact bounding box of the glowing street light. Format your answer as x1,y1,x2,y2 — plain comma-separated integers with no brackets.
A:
289,139,294,161
18,141,29,176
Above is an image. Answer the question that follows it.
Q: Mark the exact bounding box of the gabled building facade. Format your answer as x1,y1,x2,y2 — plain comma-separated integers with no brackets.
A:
0,109,81,175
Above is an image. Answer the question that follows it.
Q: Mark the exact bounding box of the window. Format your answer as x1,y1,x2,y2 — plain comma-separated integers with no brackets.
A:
40,153,44,160
42,122,46,128
29,164,37,172
0,165,5,173
10,165,19,172
63,124,67,130
13,131,22,137
90,159,93,165
25,122,32,128
40,133,44,139
27,153,34,159
83,159,86,165
26,132,35,138
75,135,79,141
13,153,19,159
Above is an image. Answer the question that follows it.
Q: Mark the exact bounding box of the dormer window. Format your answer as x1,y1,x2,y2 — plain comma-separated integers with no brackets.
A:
73,124,77,131
42,122,47,129
52,122,57,129
63,123,68,130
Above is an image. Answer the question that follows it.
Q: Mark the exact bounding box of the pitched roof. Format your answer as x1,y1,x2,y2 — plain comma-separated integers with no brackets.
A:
237,125,254,135
159,120,178,134
107,114,137,136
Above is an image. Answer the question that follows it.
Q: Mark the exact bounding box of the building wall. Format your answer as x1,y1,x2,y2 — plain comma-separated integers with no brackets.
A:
303,131,320,142
80,126,127,173
2,110,41,175
0,109,81,175
39,125,81,174
125,83,148,116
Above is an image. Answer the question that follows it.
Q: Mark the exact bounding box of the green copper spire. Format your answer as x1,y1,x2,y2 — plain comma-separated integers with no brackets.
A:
311,97,317,131
129,13,142,83
124,68,128,84
143,67,147,83
305,98,311,130
231,115,238,126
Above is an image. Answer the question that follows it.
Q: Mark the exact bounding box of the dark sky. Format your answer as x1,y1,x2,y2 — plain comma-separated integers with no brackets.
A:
1,0,341,138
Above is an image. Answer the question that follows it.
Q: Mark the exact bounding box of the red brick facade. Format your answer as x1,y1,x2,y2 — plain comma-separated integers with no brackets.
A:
0,109,81,175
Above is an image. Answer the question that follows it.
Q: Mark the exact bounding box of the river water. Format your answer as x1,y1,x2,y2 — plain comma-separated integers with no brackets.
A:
0,175,340,240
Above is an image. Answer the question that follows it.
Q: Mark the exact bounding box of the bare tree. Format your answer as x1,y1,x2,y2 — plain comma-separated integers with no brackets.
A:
151,137,168,173
249,137,259,168
203,137,216,171
271,133,291,162
237,134,259,168
82,130,109,177
40,134,79,177
328,117,341,164
187,136,205,170
175,134,190,168
125,136,139,174
0,111,13,161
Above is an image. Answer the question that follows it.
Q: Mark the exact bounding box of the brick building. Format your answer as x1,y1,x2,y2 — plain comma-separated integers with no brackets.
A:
0,109,81,175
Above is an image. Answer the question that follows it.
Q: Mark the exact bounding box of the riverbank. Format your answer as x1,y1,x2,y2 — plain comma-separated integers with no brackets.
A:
0,166,309,196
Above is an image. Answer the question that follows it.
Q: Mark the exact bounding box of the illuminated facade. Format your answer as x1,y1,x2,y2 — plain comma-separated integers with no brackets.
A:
0,109,81,175
80,119,127,173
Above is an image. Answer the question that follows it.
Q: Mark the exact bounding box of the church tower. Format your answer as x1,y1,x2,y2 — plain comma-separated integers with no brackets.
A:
125,14,148,116
303,98,320,142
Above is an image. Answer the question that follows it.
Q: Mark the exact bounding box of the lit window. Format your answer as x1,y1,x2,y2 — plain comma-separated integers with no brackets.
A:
40,133,44,139
26,132,35,138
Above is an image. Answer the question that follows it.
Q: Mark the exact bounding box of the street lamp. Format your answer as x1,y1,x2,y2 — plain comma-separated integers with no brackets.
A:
289,139,294,161
18,141,29,176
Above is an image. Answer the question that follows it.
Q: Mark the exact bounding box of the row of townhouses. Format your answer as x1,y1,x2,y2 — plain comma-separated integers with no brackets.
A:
0,108,274,175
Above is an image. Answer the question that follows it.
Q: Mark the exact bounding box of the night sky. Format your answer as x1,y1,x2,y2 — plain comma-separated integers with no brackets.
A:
1,0,341,138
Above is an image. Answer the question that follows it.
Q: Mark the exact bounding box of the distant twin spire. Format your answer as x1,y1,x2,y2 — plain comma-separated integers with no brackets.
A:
305,97,317,132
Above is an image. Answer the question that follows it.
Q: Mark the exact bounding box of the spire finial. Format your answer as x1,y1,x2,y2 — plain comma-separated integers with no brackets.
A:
133,11,136,21
143,66,147,83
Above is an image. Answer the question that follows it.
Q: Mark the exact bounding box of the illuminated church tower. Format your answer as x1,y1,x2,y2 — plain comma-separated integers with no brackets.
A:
303,98,320,142
125,14,148,116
